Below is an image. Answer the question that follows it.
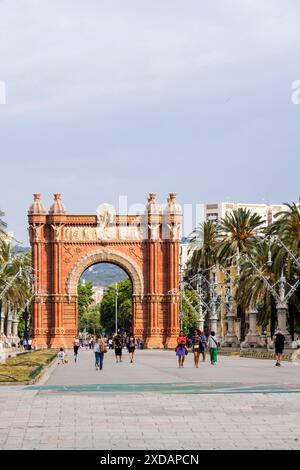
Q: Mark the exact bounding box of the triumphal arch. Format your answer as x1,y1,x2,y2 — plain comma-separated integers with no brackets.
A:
28,192,182,349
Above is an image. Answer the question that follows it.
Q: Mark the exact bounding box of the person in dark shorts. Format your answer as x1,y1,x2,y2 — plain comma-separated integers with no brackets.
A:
273,328,285,366
73,336,80,363
191,329,201,368
127,334,136,363
114,332,123,363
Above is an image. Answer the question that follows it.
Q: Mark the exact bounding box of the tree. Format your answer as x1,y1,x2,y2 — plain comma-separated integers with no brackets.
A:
182,288,199,335
77,281,94,331
188,221,218,274
235,240,278,336
100,277,132,333
0,210,7,235
78,305,101,333
266,203,300,336
217,208,264,264
217,208,264,341
0,239,33,341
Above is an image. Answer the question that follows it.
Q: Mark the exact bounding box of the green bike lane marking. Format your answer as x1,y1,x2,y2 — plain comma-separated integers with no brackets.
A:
25,381,300,394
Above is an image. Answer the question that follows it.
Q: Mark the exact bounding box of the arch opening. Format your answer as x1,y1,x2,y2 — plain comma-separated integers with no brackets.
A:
78,262,133,336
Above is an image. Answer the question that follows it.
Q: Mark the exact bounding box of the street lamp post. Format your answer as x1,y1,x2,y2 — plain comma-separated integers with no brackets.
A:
179,246,183,330
115,283,118,335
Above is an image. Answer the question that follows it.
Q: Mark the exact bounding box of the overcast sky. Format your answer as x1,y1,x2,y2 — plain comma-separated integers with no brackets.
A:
0,0,300,244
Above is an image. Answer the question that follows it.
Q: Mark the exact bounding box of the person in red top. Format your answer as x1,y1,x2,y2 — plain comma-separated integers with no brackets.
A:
176,330,187,368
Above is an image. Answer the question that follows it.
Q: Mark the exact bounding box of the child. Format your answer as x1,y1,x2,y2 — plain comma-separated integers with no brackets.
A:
57,348,65,364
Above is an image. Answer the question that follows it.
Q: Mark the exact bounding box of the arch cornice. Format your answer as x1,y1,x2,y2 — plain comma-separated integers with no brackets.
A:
66,248,144,297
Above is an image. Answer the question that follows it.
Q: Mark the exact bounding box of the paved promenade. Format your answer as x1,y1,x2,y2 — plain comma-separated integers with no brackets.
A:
0,349,300,450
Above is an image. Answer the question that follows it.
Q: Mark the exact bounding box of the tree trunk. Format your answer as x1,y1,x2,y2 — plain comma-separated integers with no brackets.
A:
237,304,245,341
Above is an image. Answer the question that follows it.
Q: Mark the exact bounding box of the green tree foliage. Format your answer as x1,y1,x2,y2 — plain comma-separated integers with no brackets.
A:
182,288,199,334
0,237,33,337
77,281,94,330
188,221,218,274
79,305,101,333
100,277,132,333
217,208,264,264
0,209,7,234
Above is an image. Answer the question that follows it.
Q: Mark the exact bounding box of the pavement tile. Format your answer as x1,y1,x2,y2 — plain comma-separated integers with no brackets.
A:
1,350,300,450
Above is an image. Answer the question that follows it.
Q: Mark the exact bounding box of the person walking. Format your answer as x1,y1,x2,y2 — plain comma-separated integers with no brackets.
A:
73,336,80,363
191,329,201,368
114,332,123,363
208,331,219,365
94,334,106,370
127,333,136,363
176,330,187,368
200,330,207,362
57,348,66,365
273,328,285,366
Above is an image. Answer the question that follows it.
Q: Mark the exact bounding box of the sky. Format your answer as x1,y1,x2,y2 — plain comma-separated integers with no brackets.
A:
0,0,300,244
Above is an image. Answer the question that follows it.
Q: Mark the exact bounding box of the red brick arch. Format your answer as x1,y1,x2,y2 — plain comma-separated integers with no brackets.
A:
28,192,181,349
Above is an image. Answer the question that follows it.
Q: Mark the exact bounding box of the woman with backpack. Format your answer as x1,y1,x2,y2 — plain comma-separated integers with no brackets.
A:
94,334,106,371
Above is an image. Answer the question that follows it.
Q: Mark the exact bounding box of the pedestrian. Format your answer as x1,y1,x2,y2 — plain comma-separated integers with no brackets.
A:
191,329,201,368
108,338,113,350
94,334,106,370
73,336,80,363
28,338,32,351
127,333,136,363
19,338,24,350
23,338,27,350
113,332,123,363
208,331,219,365
176,330,187,368
57,348,66,365
273,328,285,366
200,330,207,362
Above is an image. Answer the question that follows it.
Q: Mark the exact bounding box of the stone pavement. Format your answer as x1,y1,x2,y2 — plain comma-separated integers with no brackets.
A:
0,349,300,450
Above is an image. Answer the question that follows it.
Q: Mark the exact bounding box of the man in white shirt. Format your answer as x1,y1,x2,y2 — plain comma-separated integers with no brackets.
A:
208,331,219,365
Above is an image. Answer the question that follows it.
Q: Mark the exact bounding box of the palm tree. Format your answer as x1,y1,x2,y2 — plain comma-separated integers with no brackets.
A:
217,208,264,264
187,221,219,334
188,221,218,274
235,240,278,336
0,241,32,342
266,203,300,337
0,210,7,235
216,208,264,341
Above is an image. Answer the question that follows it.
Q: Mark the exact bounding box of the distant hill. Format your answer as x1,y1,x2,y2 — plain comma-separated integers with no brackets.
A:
14,245,30,253
81,263,128,286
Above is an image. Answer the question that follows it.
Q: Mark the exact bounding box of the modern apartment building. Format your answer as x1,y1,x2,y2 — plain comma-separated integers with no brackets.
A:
204,202,287,227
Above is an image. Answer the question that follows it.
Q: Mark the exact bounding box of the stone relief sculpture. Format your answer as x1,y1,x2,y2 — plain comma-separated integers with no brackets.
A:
96,203,117,240
51,224,62,241
167,222,181,241
148,223,160,240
